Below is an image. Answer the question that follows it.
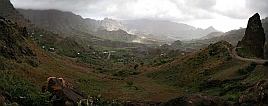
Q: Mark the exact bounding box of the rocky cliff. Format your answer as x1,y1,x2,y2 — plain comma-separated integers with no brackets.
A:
237,13,266,58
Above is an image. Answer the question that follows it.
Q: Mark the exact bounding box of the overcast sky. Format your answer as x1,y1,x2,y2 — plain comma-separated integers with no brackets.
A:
10,0,268,32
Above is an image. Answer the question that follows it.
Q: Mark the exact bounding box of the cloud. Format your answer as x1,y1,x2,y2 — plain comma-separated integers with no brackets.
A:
245,0,268,18
9,0,268,32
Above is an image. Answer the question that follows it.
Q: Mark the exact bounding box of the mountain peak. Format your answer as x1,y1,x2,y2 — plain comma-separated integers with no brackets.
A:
206,26,215,30
204,26,219,33
237,13,265,58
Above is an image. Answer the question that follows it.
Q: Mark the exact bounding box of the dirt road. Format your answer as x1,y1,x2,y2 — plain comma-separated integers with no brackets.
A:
227,47,267,64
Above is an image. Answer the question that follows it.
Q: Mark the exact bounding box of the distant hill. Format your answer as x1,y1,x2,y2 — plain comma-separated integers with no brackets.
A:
17,9,156,44
262,16,268,23
17,9,90,35
200,32,224,40
121,19,219,42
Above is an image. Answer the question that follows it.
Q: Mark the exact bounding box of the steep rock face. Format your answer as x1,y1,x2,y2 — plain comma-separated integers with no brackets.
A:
237,13,266,58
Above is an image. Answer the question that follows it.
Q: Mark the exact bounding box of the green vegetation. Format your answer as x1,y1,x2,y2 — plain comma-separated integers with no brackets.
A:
77,95,122,106
236,47,256,58
112,70,140,77
238,62,257,75
0,70,54,106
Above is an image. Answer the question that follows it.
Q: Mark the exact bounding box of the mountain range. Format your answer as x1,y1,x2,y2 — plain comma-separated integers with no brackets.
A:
17,9,219,44
2,0,268,105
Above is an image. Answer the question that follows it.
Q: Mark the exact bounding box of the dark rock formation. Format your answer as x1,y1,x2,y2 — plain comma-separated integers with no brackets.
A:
158,94,232,106
42,77,87,105
238,79,268,105
237,13,266,58
0,85,12,105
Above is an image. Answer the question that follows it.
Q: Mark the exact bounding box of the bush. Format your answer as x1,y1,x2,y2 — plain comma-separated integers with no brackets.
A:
238,62,257,75
112,70,140,77
127,81,134,87
263,61,268,66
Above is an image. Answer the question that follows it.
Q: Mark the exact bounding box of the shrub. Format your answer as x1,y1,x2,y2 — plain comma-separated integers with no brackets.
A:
127,81,134,87
263,61,268,66
134,64,139,70
238,62,257,75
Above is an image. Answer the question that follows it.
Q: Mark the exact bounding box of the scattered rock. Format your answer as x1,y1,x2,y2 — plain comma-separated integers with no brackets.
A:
0,85,12,105
42,77,87,105
237,13,266,58
158,94,232,106
239,79,268,105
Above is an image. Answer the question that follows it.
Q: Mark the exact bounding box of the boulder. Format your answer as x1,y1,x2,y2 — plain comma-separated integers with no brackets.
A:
42,77,87,105
158,94,232,106
237,13,266,58
239,79,268,105
0,85,12,106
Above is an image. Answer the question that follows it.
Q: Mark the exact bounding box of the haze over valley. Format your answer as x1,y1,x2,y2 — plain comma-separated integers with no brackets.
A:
0,0,268,106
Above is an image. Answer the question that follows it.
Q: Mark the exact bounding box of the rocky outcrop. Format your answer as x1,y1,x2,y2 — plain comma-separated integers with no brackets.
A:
42,77,87,105
159,94,232,106
238,79,268,105
237,13,266,58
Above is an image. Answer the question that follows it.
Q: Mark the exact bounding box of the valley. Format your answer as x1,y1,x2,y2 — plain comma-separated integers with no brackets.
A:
1,0,268,106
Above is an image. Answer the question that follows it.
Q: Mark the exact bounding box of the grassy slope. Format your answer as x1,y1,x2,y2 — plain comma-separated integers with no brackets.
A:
3,30,268,104
145,40,268,103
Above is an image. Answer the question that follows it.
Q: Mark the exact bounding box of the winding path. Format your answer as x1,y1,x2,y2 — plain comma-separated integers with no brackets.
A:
227,47,267,64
